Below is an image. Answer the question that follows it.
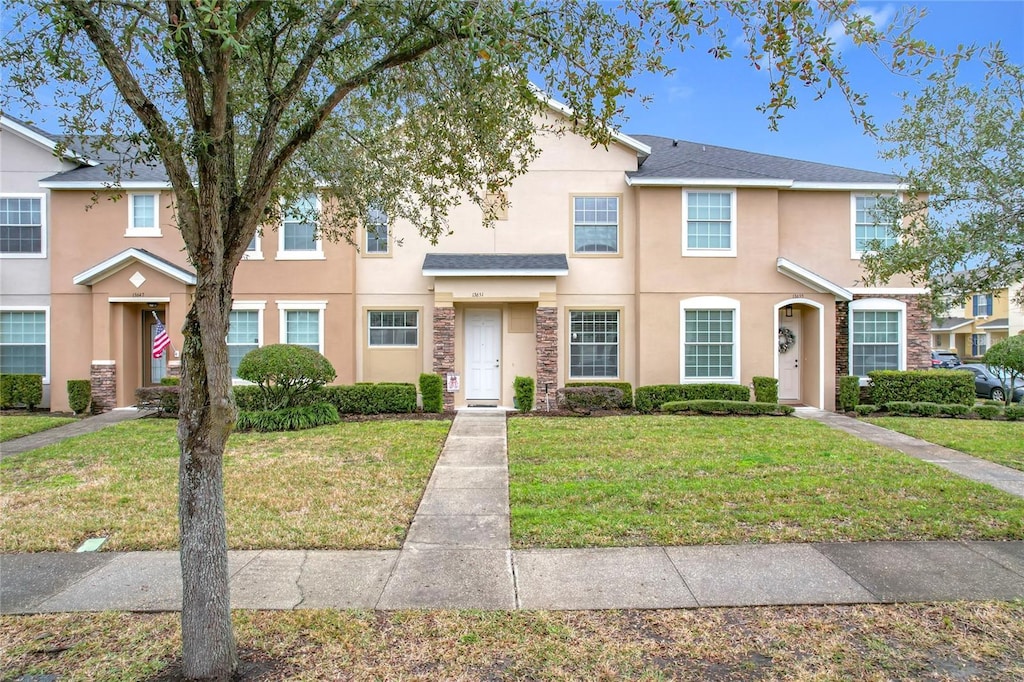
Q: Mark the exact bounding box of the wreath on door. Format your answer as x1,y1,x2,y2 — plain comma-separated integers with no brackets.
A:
778,327,796,354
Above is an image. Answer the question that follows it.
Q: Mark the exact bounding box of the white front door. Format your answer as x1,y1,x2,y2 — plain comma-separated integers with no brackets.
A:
778,310,802,401
465,309,501,401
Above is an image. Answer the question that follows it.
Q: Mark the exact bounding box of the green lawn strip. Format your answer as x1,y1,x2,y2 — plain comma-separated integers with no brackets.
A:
865,417,1024,472
4,603,1023,680
0,415,77,442
508,416,1024,547
0,418,449,552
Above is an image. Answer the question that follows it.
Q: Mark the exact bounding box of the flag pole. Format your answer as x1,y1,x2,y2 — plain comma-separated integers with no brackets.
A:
150,310,177,358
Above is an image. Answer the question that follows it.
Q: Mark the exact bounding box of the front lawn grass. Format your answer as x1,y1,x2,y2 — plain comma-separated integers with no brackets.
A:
3,603,1023,680
865,417,1024,472
0,418,449,552
508,416,1024,547
0,415,77,442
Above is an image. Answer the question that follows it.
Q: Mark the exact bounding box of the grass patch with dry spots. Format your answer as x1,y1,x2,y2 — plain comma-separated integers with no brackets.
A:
508,416,1024,547
0,418,449,552
865,417,1024,472
0,415,77,442
3,603,1023,680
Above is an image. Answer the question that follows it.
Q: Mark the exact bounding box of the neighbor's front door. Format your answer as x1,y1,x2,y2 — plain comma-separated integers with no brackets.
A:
778,309,801,401
465,309,501,401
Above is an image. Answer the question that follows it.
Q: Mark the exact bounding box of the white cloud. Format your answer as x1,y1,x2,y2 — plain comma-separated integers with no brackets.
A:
826,4,897,52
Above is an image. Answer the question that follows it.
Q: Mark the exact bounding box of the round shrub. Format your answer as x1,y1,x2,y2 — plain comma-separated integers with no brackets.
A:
911,402,940,417
67,379,92,414
854,404,878,416
939,403,972,418
975,404,1003,420
1005,405,1024,421
237,344,336,410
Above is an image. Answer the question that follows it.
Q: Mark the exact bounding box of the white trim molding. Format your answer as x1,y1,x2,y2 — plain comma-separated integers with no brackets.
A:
848,287,929,295
1,115,97,165
276,300,327,353
682,189,737,258
73,248,197,286
0,305,51,384
679,296,741,384
849,297,908,384
773,298,826,409
38,179,172,189
0,192,48,259
125,192,162,237
777,257,853,301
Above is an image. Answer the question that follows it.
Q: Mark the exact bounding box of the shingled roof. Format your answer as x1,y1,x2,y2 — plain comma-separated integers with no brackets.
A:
422,253,568,276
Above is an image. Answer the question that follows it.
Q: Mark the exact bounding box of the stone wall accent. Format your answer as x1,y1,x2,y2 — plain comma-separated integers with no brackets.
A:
166,361,181,378
902,295,932,369
432,307,456,411
90,361,116,414
835,301,850,378
535,307,558,411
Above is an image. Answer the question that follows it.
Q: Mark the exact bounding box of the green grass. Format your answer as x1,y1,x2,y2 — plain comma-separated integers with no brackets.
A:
865,417,1024,472
0,418,450,552
0,415,77,442
508,416,1024,547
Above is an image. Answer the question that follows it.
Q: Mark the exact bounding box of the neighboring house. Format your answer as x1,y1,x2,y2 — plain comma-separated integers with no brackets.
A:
0,116,89,407
931,281,1023,359
15,108,928,413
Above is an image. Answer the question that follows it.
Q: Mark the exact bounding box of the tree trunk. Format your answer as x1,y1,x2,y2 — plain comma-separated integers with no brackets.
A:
177,266,239,680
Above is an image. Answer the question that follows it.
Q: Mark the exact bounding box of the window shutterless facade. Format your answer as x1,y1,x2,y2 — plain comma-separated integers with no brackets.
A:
572,196,619,254
277,301,326,354
683,309,735,379
126,193,161,236
683,191,735,256
365,206,389,254
0,195,44,256
0,309,48,379
227,309,260,377
852,195,896,257
569,310,619,378
850,310,900,376
368,310,418,346
278,194,323,258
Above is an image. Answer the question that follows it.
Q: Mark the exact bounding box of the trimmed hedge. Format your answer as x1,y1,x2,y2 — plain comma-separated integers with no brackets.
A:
514,376,535,412
159,376,180,386
868,370,974,406
67,379,91,414
635,383,750,413
321,383,416,415
565,381,634,409
419,373,443,413
752,377,778,405
911,402,941,417
236,402,339,432
855,404,878,416
661,400,794,416
0,374,43,409
883,401,916,416
940,403,973,417
975,404,1003,420
556,386,624,414
1005,405,1024,421
838,376,861,412
136,386,179,414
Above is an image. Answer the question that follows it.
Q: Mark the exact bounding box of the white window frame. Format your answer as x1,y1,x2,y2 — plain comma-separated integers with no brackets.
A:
0,306,50,383
568,309,620,379
242,231,263,261
679,296,741,383
277,194,324,260
228,301,265,383
849,297,906,383
0,193,47,258
682,190,737,257
277,300,326,353
572,195,620,255
367,309,419,347
364,206,390,255
126,192,161,237
850,194,896,259
972,294,993,317
971,333,989,357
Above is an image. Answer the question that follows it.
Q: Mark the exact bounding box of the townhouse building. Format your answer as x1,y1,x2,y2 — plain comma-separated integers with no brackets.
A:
2,111,929,413
931,281,1024,360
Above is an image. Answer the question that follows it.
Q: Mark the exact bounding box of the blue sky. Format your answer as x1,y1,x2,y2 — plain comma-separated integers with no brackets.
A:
622,1,1024,175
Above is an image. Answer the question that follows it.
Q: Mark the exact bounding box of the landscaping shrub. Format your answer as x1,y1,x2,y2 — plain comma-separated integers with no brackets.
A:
982,399,1004,407
1005,405,1024,421
838,376,861,412
67,379,91,414
635,383,750,413
0,374,43,409
982,335,1024,405
236,402,339,432
661,400,794,416
868,370,974,406
513,376,535,412
855,404,878,416
160,376,180,386
975,404,1003,420
911,402,941,417
322,383,416,414
419,373,443,413
752,376,778,404
233,385,263,411
883,401,915,416
236,344,336,410
565,381,633,409
556,386,624,414
136,386,179,414
939,403,973,417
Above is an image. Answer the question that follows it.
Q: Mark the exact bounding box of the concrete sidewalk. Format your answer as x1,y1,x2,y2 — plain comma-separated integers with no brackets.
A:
0,408,153,460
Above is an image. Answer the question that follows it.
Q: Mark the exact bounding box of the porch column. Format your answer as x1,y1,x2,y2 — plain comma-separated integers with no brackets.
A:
90,361,116,414
535,302,558,411
432,300,456,411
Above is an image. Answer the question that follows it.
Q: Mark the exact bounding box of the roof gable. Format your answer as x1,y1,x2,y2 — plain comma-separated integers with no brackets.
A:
73,248,196,286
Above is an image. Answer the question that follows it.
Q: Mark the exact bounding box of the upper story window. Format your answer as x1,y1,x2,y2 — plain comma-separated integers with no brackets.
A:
365,206,389,255
243,232,263,260
852,195,896,257
278,194,324,260
972,294,993,317
0,195,45,257
368,310,418,346
569,310,619,378
127,193,161,237
572,196,619,254
683,191,736,257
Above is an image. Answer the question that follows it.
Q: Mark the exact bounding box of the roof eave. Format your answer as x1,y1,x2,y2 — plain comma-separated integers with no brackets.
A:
422,268,568,278
777,257,853,301
73,248,196,286
1,115,98,166
39,179,172,189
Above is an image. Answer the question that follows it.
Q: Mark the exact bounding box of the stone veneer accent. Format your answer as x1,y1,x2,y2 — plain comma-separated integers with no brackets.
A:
834,301,850,377
535,307,558,411
166,361,181,378
90,361,116,414
432,306,456,411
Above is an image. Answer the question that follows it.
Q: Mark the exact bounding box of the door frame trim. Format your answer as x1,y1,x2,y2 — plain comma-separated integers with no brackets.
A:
773,299,825,408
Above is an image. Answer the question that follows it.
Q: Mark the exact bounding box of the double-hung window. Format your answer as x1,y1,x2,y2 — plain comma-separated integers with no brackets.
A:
572,196,619,254
680,297,740,382
127,193,161,236
569,310,619,378
278,301,326,353
278,194,323,259
243,232,263,260
849,299,905,377
684,191,735,256
368,310,418,346
972,294,993,317
852,195,896,257
971,333,988,357
0,195,44,256
227,304,264,378
0,309,48,379
365,206,389,254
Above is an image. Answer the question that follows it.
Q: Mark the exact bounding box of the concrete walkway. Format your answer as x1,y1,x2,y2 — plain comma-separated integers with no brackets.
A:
0,408,153,461
2,409,1023,615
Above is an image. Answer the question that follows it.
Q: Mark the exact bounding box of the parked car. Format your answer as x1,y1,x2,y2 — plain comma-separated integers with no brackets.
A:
956,364,1024,402
931,350,962,368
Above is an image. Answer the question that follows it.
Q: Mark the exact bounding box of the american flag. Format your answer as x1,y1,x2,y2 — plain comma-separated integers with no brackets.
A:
152,320,171,359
